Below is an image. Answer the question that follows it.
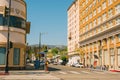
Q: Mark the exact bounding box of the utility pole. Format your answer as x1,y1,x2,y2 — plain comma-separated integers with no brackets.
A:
5,0,11,74
38,32,47,60
39,33,41,61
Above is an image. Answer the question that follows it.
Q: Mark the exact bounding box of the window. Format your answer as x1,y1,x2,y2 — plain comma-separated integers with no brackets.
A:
118,34,120,42
0,15,3,25
111,36,114,43
116,17,120,24
86,7,88,13
0,47,6,65
85,24,88,32
98,27,101,33
89,13,92,19
98,0,101,2
97,6,101,13
117,48,120,66
90,32,92,36
110,48,114,66
93,19,97,27
93,10,96,16
94,30,96,34
13,48,20,65
115,4,120,14
97,16,101,25
108,9,113,18
103,24,107,29
83,27,85,33
102,1,106,10
86,16,88,21
93,0,97,6
89,22,92,29
102,13,107,22
108,0,113,5
108,21,113,27
0,14,26,29
89,4,92,9
86,0,88,4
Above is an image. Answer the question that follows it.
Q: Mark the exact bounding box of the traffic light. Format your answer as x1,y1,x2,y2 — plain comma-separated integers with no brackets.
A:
3,6,9,17
9,41,13,49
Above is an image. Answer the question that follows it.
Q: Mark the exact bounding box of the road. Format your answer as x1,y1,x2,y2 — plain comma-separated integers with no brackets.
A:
48,64,120,80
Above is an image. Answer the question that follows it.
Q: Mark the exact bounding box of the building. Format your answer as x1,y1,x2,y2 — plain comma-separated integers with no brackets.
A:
0,0,30,69
68,0,120,70
67,0,80,65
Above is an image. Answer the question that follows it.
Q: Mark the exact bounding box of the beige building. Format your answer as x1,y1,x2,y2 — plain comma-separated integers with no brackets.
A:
0,0,30,69
67,0,80,64
68,0,120,70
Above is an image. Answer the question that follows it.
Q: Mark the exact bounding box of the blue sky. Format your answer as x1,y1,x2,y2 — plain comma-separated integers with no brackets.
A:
25,0,74,45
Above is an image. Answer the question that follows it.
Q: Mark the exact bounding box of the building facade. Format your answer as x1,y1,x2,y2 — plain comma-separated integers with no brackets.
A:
67,0,80,65
68,0,120,70
0,0,30,69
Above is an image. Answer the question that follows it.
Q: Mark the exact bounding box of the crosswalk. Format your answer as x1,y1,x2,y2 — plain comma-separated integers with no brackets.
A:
69,71,81,74
53,71,120,75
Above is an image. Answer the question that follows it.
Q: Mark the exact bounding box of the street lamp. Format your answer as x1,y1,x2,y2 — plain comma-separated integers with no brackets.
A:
39,32,41,60
5,0,11,74
38,32,47,60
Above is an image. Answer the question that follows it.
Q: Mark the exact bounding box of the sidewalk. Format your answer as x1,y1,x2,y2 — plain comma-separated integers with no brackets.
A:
0,70,61,80
0,64,61,80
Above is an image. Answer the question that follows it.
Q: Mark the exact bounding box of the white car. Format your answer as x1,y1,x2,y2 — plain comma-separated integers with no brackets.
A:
74,63,84,68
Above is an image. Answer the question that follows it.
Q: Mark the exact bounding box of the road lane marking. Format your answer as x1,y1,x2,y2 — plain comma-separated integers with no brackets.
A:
69,71,81,74
58,71,67,74
81,71,91,74
94,71,105,74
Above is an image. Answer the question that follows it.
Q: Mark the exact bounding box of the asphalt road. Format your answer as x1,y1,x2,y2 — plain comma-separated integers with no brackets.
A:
48,64,120,80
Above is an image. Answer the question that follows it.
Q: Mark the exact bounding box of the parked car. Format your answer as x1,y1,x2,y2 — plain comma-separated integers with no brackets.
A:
53,62,58,65
74,63,84,68
40,61,45,66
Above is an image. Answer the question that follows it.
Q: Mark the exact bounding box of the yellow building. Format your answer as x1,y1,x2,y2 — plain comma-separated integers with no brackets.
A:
0,0,30,69
68,0,120,70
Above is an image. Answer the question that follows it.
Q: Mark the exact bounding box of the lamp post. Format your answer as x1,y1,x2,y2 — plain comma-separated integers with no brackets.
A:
38,32,47,60
5,0,11,74
39,32,41,61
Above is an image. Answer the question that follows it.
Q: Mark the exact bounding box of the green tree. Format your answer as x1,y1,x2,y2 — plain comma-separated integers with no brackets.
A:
51,48,59,56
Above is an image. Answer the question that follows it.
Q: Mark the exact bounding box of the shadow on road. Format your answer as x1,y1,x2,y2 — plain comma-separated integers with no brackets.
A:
48,67,61,71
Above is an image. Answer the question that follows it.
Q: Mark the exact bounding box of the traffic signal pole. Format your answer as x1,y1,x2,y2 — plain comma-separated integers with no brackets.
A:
5,0,11,74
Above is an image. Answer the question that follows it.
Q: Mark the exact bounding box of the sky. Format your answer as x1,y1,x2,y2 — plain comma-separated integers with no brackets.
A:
25,0,74,46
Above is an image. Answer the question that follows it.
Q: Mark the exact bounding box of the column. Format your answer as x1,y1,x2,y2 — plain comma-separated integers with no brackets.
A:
114,35,117,70
91,43,94,66
97,41,100,66
85,45,87,66
88,44,90,66
102,39,104,66
107,38,110,67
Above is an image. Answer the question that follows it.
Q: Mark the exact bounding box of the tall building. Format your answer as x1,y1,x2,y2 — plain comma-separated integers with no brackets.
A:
0,0,30,69
67,0,80,64
68,0,120,70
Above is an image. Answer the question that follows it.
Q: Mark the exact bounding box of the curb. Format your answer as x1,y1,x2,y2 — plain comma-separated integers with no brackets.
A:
0,72,9,76
110,70,120,72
